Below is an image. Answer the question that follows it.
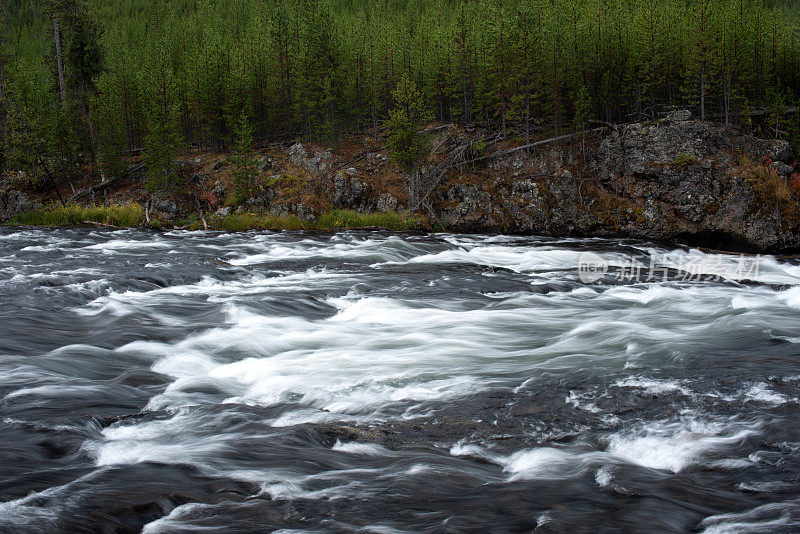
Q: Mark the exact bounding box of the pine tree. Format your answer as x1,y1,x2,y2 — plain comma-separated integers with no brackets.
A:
143,42,180,194
574,83,593,156
65,1,103,179
386,73,432,210
229,110,257,203
0,10,8,177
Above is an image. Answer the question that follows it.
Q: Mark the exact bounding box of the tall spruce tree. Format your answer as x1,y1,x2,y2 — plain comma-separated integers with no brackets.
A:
387,73,432,210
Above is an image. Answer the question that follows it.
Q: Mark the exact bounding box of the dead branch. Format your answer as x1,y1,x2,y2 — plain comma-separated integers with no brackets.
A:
70,162,146,202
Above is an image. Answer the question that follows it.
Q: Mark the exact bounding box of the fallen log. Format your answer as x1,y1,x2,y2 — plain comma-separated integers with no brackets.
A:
69,162,146,202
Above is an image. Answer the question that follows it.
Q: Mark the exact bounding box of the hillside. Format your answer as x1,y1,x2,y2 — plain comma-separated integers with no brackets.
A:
3,1,800,184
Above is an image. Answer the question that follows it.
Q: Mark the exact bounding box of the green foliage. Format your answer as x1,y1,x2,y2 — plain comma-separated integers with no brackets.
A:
387,74,432,173
5,0,800,182
229,110,257,203
766,86,788,139
316,209,418,230
142,42,181,193
573,84,593,132
65,3,104,91
9,203,420,231
8,202,144,226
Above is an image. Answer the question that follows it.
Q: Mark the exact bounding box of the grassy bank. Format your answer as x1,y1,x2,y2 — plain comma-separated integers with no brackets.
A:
8,203,146,227
6,203,422,232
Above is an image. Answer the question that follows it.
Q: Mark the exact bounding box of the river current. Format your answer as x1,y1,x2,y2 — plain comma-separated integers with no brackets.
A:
0,228,798,533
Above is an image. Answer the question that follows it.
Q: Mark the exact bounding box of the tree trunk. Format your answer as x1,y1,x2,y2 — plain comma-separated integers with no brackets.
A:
700,68,706,121
81,79,100,180
0,52,7,176
724,75,730,127
53,17,67,110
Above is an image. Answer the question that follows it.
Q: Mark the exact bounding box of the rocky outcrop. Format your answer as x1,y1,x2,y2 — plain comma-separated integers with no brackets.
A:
435,115,799,252
594,115,798,250
288,143,331,175
0,189,41,220
332,169,372,212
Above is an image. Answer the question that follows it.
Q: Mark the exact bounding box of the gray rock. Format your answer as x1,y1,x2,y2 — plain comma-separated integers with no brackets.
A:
288,143,308,166
213,207,232,218
333,171,371,210
594,118,800,251
270,204,290,218
435,118,799,251
366,153,389,166
257,157,272,172
0,190,35,220
211,180,227,200
376,193,398,212
667,109,692,122
773,161,794,176
151,198,178,217
769,140,793,163
293,203,316,221
288,143,331,175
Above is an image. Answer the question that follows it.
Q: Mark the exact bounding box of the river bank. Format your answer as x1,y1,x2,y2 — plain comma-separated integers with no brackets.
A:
5,204,422,232
3,112,799,252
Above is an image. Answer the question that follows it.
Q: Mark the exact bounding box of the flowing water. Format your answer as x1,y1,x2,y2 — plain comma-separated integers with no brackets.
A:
0,227,798,533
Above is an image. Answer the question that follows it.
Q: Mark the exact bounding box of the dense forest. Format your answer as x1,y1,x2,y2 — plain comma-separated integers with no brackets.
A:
2,0,800,190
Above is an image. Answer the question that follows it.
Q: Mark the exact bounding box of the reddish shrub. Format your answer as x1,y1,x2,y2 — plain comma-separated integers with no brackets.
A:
790,172,800,197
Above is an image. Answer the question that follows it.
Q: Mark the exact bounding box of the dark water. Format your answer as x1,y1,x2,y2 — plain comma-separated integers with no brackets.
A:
0,227,798,533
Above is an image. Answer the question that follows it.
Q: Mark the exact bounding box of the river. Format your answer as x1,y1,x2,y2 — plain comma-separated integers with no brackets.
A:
0,228,798,533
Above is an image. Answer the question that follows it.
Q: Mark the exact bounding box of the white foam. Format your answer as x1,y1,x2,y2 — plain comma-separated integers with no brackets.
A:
332,441,390,456
743,383,789,405
501,447,605,480
648,248,800,285
449,442,489,458
594,465,614,488
615,377,691,396
699,499,800,533
565,390,602,413
606,417,760,473
229,236,418,265
140,503,215,534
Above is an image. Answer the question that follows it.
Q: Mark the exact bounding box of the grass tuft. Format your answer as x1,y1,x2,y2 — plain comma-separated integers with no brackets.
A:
6,204,421,232
8,202,145,227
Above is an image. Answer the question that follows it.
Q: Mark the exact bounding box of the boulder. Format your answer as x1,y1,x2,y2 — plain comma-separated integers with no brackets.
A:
0,190,37,220
213,207,232,218
667,109,692,122
150,198,178,218
376,193,399,212
333,171,371,210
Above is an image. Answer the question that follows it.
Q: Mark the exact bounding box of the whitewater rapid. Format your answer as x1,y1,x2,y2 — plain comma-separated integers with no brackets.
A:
0,228,798,532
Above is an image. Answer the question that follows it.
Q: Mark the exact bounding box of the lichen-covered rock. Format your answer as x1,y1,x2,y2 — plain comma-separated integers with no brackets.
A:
293,203,315,221
432,119,797,251
213,207,232,218
595,119,799,251
288,143,331,175
667,109,692,122
270,204,290,218
287,143,308,166
0,190,38,220
257,156,272,172
333,171,372,211
150,198,179,218
376,193,398,213
441,183,504,231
